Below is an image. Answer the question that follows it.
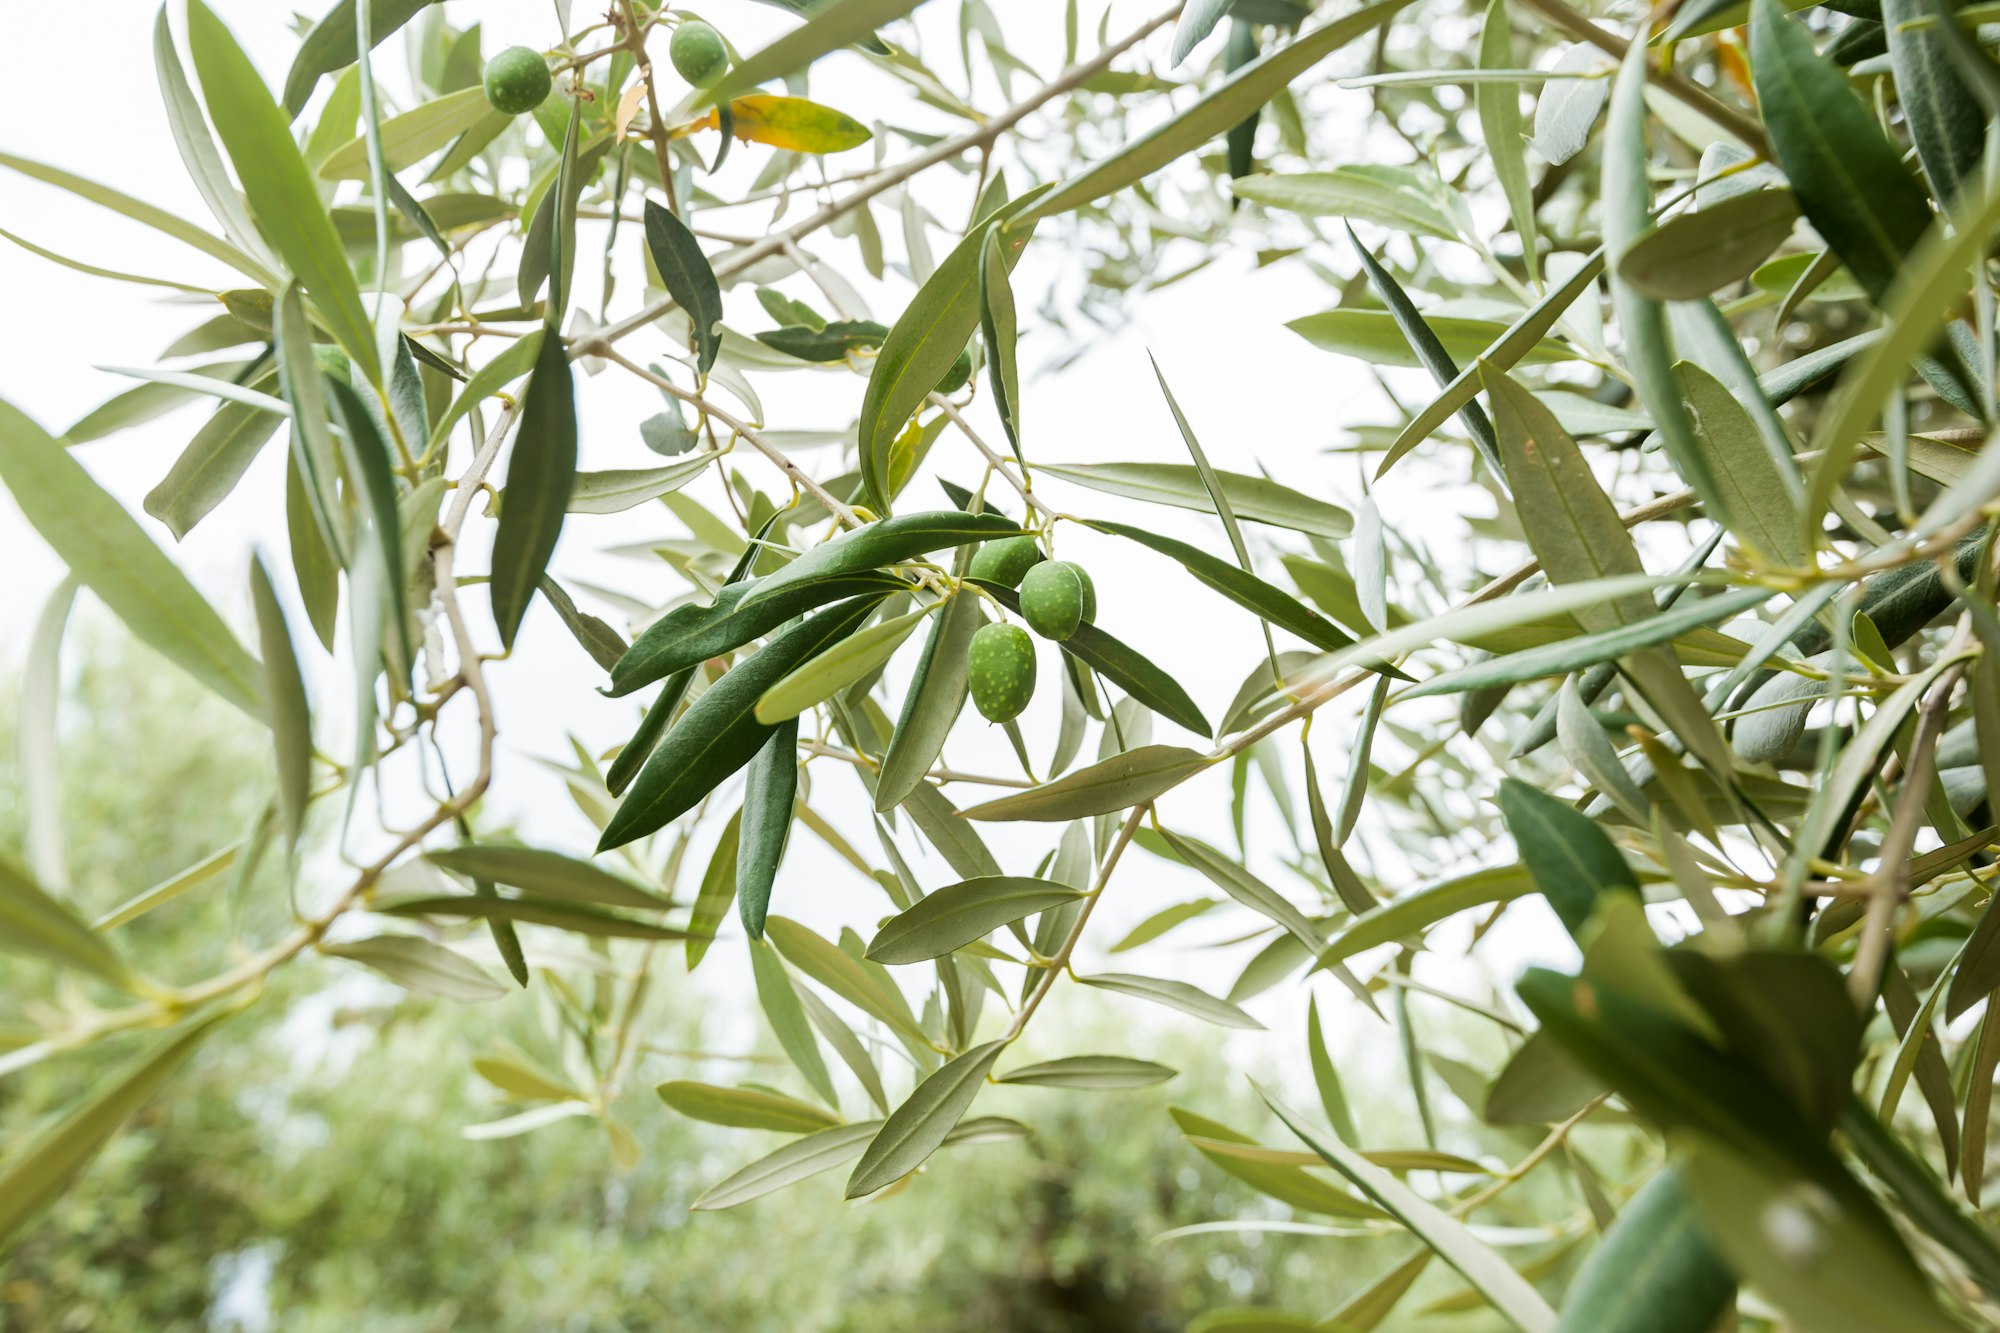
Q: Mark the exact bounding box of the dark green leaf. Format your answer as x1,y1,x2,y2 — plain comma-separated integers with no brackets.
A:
846,1041,1007,1197
738,721,799,939
249,554,313,849
1549,1165,1733,1333
598,597,882,850
489,327,577,648
610,573,907,696
1089,520,1356,654
643,201,723,377
866,877,1084,964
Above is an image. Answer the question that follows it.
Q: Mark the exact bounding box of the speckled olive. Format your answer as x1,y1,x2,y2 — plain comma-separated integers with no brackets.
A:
483,47,552,115
967,534,1043,588
1019,560,1092,641
670,20,729,85
967,622,1036,723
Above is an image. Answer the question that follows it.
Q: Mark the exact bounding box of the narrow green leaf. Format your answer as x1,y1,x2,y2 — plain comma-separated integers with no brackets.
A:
1601,43,1724,534
1041,462,1351,538
961,744,1211,821
755,598,938,725
374,892,693,940
1404,584,1770,699
600,597,885,851
995,1055,1177,1089
1231,166,1459,240
1883,0,1985,205
611,573,906,697
283,0,438,116
1089,520,1357,654
0,853,141,993
1807,171,2000,534
426,330,543,452
846,1040,1006,1197
0,398,264,722
767,916,923,1043
856,201,1041,508
142,383,285,541
1347,226,1502,477
489,327,577,648
1616,189,1799,299
0,1013,227,1249
187,0,379,382
0,150,275,287
1172,0,1235,65
317,86,491,179
1290,309,1570,369
154,5,273,270
1110,897,1220,952
1750,0,1934,303
657,1080,842,1133
249,554,313,849
706,0,925,105
1159,829,1321,950
876,589,981,810
1676,361,1808,567
978,228,1023,458
1307,995,1360,1145
1077,972,1263,1029
1264,1095,1559,1333
738,722,799,939
321,935,508,1001
866,876,1083,964
1315,864,1533,969
1378,251,1604,477
644,201,724,377
1022,0,1417,222
740,511,1021,611
424,845,668,911
1549,1165,1733,1333
687,811,742,971
1168,1105,1382,1216
1477,0,1538,283
749,936,837,1105
692,1121,881,1209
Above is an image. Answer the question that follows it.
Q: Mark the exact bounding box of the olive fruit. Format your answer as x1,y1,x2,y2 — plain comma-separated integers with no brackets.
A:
967,534,1043,588
967,623,1036,723
670,20,729,85
483,47,553,116
1019,560,1093,641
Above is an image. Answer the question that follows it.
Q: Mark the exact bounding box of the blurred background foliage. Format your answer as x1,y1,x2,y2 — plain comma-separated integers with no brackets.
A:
0,634,1568,1331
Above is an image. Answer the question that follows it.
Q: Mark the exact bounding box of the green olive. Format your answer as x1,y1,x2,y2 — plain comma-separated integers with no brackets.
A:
482,47,552,116
967,623,1037,722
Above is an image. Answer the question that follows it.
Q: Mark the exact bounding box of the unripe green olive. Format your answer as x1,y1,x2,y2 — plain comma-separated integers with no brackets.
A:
1019,560,1093,641
967,623,1036,723
483,47,552,115
670,20,729,85
967,534,1043,588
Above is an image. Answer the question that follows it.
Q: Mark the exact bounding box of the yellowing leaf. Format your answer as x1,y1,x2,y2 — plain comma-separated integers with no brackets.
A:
686,95,873,154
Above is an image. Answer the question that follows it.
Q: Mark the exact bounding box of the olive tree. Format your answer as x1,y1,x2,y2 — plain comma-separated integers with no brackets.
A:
5,0,2000,1327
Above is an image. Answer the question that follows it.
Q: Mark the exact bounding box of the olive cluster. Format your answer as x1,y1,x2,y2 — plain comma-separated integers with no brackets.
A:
963,537,1096,724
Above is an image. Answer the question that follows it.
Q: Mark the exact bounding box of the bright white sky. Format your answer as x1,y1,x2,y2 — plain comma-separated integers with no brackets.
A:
0,1,1577,1097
